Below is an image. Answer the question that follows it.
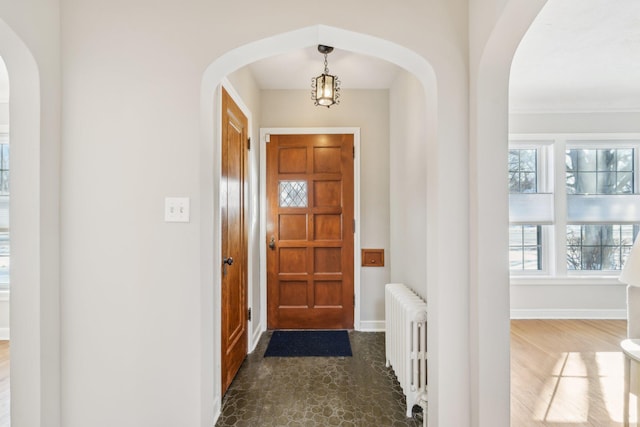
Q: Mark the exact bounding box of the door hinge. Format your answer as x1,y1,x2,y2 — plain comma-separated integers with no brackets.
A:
247,307,252,321
247,137,251,151
353,295,355,307
353,146,355,158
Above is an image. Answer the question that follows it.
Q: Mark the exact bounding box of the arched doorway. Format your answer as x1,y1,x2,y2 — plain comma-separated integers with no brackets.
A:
470,0,547,426
199,24,445,425
0,16,60,427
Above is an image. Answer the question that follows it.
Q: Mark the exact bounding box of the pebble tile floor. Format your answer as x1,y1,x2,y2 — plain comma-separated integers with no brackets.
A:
215,331,424,427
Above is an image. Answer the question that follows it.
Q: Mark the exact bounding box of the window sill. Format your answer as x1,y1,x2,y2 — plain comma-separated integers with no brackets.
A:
510,276,623,286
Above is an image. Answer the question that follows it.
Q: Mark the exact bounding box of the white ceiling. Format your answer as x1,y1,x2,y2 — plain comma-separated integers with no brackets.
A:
510,0,640,112
249,0,640,113
248,46,401,90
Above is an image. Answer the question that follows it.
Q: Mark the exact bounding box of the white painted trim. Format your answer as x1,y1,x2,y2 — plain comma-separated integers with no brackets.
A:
259,127,361,330
511,278,624,286
510,308,627,319
213,82,223,401
249,322,264,353
0,290,9,302
353,131,361,331
510,132,640,141
359,320,385,332
0,328,9,340
212,396,221,427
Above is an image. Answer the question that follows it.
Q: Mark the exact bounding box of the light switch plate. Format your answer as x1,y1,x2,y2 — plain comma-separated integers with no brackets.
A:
165,197,190,222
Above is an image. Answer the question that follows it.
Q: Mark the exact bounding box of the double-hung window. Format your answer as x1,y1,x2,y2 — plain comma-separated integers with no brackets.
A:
509,137,640,277
508,144,553,272
565,146,639,272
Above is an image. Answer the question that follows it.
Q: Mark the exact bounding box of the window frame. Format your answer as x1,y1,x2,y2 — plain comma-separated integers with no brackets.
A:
508,141,554,275
509,134,640,279
509,224,552,274
564,143,637,196
508,142,553,194
565,139,640,275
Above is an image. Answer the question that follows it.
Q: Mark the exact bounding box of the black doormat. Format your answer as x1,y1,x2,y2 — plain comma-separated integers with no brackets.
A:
264,330,352,357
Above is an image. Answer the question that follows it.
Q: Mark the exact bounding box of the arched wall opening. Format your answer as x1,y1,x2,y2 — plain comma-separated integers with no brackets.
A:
199,25,443,426
470,0,547,426
0,15,60,427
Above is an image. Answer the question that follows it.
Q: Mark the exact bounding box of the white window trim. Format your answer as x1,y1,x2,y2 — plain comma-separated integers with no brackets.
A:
509,133,640,280
509,140,553,275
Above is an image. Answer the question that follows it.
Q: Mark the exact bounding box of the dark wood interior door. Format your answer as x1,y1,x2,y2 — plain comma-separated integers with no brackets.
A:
221,88,248,395
266,133,354,329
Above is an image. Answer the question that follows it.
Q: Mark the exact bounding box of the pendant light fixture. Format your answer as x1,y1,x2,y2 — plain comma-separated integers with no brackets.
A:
311,45,340,108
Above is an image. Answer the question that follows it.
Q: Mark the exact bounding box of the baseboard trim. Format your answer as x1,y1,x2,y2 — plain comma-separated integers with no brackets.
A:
212,396,221,426
511,308,627,320
249,322,264,353
0,328,9,340
358,320,385,332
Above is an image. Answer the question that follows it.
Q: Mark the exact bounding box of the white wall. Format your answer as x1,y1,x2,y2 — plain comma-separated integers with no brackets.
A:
260,89,391,327
60,11,471,427
28,1,486,426
510,111,640,318
389,70,428,300
511,111,640,134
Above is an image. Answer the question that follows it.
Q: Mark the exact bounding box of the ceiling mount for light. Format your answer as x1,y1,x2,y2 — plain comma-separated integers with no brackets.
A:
311,45,340,108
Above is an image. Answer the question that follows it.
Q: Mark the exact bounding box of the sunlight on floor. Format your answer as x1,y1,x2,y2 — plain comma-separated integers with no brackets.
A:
532,351,632,424
597,351,628,424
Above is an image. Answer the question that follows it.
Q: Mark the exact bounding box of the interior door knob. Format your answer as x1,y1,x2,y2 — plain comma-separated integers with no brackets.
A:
223,257,234,266
269,236,276,250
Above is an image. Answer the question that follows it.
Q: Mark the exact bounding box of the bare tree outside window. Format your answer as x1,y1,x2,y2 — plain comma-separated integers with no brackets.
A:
566,148,637,271
509,149,537,193
509,148,542,271
566,224,637,270
566,148,634,194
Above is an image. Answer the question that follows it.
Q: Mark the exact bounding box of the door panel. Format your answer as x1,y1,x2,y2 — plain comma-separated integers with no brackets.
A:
267,134,354,330
221,88,248,395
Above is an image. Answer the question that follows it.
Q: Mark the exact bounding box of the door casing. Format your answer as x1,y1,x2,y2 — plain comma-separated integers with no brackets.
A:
260,127,361,331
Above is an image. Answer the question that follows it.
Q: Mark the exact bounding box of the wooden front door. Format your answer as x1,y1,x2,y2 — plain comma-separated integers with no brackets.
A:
266,133,354,330
221,88,248,395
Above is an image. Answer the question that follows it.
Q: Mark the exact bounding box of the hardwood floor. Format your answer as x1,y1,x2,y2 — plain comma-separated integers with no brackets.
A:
512,319,628,427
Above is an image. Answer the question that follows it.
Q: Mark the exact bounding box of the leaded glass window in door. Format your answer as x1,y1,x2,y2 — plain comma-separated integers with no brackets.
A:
279,180,308,208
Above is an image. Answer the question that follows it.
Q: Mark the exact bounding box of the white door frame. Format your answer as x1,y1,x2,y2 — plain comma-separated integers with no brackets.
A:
259,127,361,331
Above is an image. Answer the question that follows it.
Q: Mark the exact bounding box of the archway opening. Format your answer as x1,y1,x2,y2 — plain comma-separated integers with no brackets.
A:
199,24,441,425
508,0,640,424
0,15,58,427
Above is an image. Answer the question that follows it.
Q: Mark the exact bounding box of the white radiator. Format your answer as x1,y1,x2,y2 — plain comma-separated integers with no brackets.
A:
385,283,428,421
